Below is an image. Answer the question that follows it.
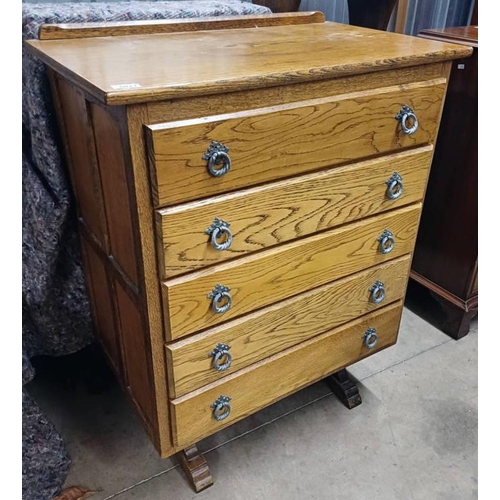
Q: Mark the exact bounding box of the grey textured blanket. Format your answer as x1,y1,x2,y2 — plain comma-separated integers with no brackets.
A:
22,3,270,499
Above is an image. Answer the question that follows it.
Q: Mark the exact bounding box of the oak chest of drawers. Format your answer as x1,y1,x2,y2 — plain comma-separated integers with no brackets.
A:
26,12,470,491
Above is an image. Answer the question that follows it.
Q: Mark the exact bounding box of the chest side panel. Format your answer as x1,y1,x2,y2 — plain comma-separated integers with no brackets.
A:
49,72,173,456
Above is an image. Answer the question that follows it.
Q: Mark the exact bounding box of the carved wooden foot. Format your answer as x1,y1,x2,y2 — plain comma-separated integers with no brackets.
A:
325,368,362,410
177,444,213,493
431,292,477,340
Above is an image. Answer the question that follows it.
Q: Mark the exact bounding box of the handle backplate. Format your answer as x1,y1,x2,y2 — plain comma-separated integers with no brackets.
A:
363,327,379,349
369,280,386,304
209,343,232,372
396,105,419,135
207,284,232,314
203,141,231,177
385,172,403,200
377,229,395,254
211,395,231,421
205,217,232,251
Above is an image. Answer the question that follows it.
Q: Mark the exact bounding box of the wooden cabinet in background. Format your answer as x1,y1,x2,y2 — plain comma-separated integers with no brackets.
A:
412,26,478,339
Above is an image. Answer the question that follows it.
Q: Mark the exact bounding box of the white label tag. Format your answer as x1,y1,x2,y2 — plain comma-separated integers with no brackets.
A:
457,64,465,70
110,83,142,90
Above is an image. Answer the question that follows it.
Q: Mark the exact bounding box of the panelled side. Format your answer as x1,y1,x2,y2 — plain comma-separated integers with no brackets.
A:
48,71,173,456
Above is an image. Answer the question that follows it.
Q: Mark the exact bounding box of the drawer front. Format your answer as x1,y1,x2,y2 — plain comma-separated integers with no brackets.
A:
170,301,403,447
147,79,445,207
157,147,432,277
163,204,421,340
166,256,411,397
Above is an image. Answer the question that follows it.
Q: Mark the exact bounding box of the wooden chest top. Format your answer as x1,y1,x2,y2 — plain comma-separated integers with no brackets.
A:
26,20,470,104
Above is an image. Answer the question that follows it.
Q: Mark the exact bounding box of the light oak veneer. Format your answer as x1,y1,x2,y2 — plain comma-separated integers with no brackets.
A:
25,14,468,468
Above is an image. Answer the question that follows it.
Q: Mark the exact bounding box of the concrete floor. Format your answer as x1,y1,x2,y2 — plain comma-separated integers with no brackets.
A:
28,289,478,500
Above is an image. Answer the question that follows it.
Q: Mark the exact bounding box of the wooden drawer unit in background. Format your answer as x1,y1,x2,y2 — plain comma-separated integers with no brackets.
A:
411,26,478,340
26,13,470,492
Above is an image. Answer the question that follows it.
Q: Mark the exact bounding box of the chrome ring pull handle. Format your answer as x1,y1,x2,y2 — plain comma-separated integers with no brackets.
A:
207,284,232,314
377,229,395,254
363,327,378,349
203,141,231,177
369,280,386,304
396,105,419,135
385,172,403,200
205,217,232,251
209,343,232,372
211,395,231,421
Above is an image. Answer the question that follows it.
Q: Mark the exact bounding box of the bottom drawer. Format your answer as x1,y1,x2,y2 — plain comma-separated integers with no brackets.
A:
170,301,403,447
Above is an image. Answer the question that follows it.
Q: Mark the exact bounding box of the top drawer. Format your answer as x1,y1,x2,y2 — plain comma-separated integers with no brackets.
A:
146,78,446,207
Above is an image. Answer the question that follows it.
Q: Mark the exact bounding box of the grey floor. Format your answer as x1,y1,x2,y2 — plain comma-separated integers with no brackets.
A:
28,288,478,500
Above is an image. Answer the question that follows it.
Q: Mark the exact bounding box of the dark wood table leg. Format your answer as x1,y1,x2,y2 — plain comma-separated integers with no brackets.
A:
431,292,477,340
325,368,362,409
177,444,214,493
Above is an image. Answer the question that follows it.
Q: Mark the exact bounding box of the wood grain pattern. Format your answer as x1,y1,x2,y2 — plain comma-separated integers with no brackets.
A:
48,73,158,436
25,22,471,105
54,77,108,246
39,12,325,40
147,63,450,124
49,69,124,380
170,301,403,447
78,217,140,303
177,444,214,493
80,237,122,377
36,16,462,467
163,204,421,340
157,147,432,276
90,103,139,284
147,80,444,207
166,256,411,397
58,98,176,456
115,281,154,431
124,105,175,457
